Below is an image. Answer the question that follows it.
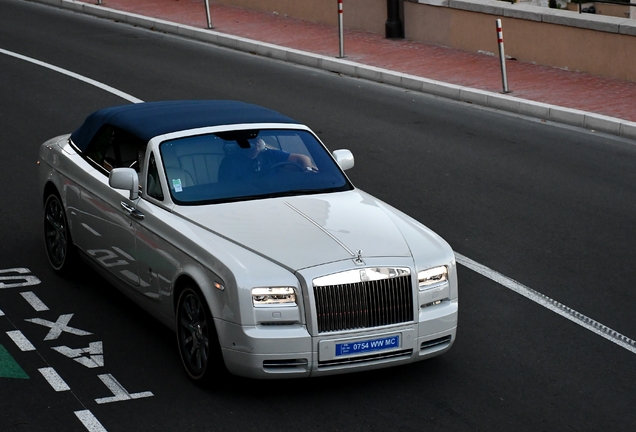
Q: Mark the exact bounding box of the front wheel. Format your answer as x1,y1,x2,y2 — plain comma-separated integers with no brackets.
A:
176,286,225,385
43,193,77,274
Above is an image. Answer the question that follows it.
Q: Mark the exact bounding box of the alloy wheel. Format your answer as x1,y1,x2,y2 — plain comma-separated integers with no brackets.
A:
177,289,211,379
44,194,69,270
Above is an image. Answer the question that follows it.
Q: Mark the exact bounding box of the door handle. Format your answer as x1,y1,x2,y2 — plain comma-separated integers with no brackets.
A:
120,201,145,220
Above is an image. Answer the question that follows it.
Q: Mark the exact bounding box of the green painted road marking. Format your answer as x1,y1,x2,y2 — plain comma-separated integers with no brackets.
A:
0,344,29,379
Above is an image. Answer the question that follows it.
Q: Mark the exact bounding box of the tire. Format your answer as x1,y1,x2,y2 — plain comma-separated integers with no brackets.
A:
43,193,77,274
176,286,226,385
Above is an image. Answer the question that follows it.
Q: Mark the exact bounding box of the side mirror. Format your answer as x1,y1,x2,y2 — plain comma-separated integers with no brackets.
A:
109,168,139,200
333,149,354,171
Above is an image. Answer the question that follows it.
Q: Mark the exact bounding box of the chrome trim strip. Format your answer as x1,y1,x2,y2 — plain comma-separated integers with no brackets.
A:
67,138,82,154
313,267,410,287
318,348,412,367
120,201,145,220
284,201,355,257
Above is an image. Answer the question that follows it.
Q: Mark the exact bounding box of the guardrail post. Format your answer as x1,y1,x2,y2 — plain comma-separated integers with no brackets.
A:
496,19,510,94
204,0,213,29
337,0,345,58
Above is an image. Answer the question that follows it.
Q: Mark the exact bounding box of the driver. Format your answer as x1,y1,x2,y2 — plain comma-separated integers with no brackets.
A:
219,138,317,182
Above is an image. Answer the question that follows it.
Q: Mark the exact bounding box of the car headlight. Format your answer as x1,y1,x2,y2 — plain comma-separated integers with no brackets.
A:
252,287,297,307
418,266,448,290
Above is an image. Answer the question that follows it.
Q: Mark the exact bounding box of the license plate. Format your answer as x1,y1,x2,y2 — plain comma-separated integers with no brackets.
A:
335,335,400,357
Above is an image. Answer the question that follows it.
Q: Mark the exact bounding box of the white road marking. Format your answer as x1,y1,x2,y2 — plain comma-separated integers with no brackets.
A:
455,253,636,355
39,367,71,392
75,410,108,432
20,291,49,312
0,308,4,316
53,342,104,368
95,374,154,404
25,314,92,340
6,330,36,351
0,268,41,289
0,48,143,104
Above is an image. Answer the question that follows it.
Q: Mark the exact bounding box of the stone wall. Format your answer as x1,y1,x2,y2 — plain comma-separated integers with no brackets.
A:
213,0,387,33
405,0,636,81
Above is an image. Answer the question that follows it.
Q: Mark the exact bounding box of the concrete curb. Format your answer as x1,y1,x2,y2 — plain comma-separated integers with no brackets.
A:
33,0,636,140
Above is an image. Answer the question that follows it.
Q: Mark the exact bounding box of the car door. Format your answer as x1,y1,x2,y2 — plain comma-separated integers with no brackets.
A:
72,125,145,287
126,150,180,301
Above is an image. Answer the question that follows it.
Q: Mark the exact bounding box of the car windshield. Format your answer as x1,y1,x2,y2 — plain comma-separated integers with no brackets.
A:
159,129,352,205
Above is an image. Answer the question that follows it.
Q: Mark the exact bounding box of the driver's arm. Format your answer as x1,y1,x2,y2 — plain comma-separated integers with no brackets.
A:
288,154,318,171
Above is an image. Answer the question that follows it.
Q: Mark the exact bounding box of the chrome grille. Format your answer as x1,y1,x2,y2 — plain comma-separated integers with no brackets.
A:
313,268,414,333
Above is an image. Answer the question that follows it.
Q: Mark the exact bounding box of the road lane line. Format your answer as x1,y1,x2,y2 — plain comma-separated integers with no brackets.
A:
456,253,636,355
6,330,36,352
0,48,143,104
75,410,108,432
39,367,71,391
21,291,49,312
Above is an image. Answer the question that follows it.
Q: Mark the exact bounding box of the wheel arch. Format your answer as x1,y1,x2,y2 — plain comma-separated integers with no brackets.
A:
174,270,228,383
172,265,223,320
43,181,60,205
173,273,199,314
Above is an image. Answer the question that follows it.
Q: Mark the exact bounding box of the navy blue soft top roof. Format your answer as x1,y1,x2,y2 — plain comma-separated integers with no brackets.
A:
70,100,301,152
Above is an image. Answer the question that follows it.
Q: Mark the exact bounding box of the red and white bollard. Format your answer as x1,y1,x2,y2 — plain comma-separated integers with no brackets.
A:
496,19,510,94
338,0,345,58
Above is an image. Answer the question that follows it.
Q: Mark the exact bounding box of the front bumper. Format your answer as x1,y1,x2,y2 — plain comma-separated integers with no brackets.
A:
216,298,458,379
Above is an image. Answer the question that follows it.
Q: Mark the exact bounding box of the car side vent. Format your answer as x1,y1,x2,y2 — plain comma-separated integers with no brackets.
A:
263,359,309,371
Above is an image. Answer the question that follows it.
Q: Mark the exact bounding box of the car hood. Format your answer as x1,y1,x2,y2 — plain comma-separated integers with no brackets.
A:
176,190,429,271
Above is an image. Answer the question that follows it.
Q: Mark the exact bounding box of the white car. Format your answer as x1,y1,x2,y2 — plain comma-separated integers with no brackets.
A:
39,100,458,383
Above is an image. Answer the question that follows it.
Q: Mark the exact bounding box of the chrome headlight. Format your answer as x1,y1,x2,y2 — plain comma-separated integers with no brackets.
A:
251,287,297,307
418,266,448,290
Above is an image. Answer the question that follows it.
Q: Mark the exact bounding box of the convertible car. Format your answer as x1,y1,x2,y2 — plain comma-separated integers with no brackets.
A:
39,100,458,383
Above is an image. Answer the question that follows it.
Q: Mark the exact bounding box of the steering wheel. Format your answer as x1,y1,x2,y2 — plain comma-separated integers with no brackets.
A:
259,161,304,175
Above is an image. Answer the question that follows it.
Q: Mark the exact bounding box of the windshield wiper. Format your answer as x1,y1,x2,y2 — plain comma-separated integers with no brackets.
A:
268,188,345,198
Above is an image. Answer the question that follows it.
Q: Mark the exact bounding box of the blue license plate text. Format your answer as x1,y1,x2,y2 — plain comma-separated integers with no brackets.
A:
335,335,400,357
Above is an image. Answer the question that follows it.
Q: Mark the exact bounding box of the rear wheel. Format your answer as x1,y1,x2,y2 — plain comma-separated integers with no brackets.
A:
43,193,77,273
176,286,225,385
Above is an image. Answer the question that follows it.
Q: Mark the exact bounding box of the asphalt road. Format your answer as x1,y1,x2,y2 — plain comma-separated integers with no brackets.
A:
1,1,635,431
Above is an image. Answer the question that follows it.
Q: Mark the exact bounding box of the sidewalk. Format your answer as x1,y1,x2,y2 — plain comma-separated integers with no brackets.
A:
68,0,636,131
